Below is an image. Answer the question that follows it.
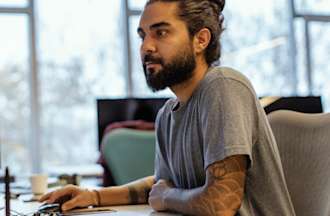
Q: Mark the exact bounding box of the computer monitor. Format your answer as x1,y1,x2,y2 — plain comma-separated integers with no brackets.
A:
96,98,169,149
261,96,323,114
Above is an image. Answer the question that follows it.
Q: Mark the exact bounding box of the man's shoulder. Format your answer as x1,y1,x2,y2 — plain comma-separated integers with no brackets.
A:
200,66,255,95
207,67,252,86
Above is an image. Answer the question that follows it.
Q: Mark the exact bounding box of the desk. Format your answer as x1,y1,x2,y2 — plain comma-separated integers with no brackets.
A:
1,197,180,216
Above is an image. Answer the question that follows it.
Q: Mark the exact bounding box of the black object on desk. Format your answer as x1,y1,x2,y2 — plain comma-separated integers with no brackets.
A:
35,203,61,214
262,96,323,114
33,194,72,215
5,167,10,216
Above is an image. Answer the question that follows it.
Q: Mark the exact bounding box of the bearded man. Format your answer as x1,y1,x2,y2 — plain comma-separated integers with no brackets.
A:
40,1,296,215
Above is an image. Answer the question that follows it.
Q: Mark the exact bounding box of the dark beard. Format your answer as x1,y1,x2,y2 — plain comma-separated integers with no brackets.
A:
143,46,196,92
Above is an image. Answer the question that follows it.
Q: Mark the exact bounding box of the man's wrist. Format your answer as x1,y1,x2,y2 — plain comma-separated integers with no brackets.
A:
162,187,173,210
91,189,101,206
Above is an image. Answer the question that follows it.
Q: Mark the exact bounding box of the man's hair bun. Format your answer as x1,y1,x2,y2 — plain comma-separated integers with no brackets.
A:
209,0,225,12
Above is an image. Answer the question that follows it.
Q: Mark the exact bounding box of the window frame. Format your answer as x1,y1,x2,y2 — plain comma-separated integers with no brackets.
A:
123,0,142,96
289,0,330,94
0,0,41,173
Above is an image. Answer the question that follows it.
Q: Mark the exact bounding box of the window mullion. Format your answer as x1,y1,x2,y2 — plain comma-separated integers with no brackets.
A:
28,0,41,173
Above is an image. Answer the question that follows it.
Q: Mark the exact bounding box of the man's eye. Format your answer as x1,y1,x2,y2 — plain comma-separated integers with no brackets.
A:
138,34,145,41
156,30,168,37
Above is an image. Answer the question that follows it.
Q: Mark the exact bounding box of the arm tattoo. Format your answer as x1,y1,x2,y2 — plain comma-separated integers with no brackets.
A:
127,179,152,204
165,155,247,216
189,155,247,216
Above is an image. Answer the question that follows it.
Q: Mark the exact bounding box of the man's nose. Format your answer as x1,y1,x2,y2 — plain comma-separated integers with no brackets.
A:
141,36,157,54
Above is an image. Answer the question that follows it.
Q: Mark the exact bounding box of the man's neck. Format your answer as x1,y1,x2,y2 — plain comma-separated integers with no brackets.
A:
171,58,209,103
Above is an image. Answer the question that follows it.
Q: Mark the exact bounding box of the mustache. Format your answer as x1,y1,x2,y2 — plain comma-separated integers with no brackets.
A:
143,54,163,65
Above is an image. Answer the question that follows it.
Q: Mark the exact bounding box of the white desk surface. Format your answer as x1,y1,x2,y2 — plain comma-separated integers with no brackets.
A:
1,197,181,216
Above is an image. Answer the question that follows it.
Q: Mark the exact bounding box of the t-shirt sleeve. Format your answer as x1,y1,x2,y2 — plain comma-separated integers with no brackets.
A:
154,107,172,181
154,140,172,181
199,78,258,170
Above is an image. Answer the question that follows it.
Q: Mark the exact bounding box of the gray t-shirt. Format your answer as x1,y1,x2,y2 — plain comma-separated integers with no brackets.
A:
154,67,295,216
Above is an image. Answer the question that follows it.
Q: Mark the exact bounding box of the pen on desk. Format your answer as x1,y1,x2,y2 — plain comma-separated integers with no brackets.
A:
5,166,10,216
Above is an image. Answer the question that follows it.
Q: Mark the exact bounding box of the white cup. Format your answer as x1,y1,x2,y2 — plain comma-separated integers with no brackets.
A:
30,174,48,195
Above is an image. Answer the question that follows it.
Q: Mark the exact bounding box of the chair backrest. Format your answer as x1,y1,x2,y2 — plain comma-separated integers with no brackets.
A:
268,110,330,216
101,128,156,185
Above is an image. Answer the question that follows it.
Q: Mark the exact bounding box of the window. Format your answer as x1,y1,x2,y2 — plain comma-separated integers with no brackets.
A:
295,0,329,14
37,0,126,170
292,0,330,111
0,15,31,174
128,0,146,10
221,0,294,96
306,22,330,110
0,0,127,175
0,0,27,7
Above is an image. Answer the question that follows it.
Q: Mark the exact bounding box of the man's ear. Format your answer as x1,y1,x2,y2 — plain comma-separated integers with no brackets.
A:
193,28,211,54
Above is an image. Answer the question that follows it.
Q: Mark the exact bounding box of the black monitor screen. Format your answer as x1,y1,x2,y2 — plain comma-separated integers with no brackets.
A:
97,98,169,149
262,96,323,114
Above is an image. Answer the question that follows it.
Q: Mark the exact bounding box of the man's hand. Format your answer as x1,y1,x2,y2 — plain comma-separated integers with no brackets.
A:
39,185,98,211
148,179,173,211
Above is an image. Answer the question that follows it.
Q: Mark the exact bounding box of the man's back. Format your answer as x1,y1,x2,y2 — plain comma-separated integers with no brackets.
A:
155,67,296,215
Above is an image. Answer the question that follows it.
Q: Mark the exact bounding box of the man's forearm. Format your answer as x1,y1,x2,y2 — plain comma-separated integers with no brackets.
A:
164,183,240,216
163,156,247,216
164,185,206,215
97,175,155,206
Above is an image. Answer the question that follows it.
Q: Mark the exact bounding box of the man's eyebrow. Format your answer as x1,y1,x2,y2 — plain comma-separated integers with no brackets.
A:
149,22,171,29
137,21,171,33
137,22,171,36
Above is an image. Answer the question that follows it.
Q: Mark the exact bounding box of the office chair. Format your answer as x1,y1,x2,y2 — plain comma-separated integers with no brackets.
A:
101,128,156,185
268,110,330,216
